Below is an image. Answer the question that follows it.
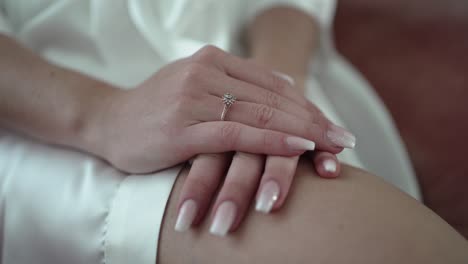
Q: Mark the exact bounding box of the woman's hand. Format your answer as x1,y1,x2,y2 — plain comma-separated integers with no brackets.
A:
170,6,356,237
88,46,354,173
174,72,344,236
175,151,341,235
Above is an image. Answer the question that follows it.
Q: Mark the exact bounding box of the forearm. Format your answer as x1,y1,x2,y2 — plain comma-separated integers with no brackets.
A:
247,6,319,87
0,34,115,152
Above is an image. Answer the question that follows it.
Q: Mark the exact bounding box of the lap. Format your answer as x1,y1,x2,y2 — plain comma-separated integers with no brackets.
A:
158,159,468,263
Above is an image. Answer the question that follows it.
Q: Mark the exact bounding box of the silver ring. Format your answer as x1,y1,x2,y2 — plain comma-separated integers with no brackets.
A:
221,93,236,121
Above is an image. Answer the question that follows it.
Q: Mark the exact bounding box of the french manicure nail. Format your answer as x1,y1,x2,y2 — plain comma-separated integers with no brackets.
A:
210,201,236,237
327,124,356,149
174,199,198,232
323,159,337,173
273,71,295,86
286,136,316,151
256,181,280,213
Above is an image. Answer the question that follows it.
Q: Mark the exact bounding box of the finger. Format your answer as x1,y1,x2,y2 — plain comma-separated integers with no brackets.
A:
204,71,326,125
191,45,307,106
189,47,356,150
174,153,231,232
220,53,307,106
310,151,341,178
255,155,300,213
197,95,341,152
209,152,264,236
184,121,316,157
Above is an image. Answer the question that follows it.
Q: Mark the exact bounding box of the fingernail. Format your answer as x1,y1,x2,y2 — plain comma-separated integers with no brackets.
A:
256,181,280,213
210,201,237,237
286,136,316,151
273,71,295,86
174,199,198,232
323,159,337,173
327,124,356,149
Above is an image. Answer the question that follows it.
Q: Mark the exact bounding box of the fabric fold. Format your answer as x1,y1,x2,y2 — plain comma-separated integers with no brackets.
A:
105,166,181,264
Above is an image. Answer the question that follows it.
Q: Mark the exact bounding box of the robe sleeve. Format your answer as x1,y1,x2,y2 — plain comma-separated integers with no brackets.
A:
0,131,180,264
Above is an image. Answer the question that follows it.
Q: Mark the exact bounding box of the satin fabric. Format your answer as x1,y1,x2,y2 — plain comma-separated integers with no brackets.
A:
0,0,420,263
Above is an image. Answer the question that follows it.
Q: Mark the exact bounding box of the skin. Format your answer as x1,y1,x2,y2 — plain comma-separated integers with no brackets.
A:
177,7,343,234
0,34,348,174
159,7,468,263
1,4,464,264
159,161,468,264
0,10,349,259
335,0,468,238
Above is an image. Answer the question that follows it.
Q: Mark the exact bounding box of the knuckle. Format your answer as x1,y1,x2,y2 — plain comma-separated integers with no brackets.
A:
304,121,327,144
192,45,222,63
264,91,281,109
178,64,206,100
252,104,274,128
309,109,328,128
200,45,221,54
305,104,325,125
219,123,241,149
173,89,194,114
317,115,329,129
181,63,205,84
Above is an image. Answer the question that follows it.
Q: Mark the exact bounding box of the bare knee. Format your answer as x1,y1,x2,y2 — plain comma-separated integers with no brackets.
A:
159,160,468,264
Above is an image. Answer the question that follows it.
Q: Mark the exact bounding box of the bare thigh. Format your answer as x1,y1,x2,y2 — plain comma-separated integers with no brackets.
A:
158,159,468,264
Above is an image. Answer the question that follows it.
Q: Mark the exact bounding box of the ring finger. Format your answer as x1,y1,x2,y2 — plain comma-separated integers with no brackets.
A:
204,70,326,126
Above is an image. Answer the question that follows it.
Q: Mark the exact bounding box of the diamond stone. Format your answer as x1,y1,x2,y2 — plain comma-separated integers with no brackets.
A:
222,93,236,107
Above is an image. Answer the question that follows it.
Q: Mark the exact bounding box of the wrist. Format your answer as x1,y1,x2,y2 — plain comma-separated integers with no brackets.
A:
69,80,121,159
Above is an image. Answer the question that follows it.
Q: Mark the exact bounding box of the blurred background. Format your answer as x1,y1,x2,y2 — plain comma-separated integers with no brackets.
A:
335,0,468,238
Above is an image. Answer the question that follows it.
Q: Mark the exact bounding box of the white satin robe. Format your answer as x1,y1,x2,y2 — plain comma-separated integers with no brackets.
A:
0,0,421,263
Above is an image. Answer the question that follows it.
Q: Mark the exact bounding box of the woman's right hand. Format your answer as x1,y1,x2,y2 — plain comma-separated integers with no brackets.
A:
175,151,341,235
88,45,355,173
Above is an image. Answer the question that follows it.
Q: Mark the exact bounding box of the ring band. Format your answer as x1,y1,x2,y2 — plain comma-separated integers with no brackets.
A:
221,93,236,121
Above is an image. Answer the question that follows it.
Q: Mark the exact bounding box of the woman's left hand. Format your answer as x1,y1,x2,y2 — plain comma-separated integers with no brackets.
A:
174,77,342,236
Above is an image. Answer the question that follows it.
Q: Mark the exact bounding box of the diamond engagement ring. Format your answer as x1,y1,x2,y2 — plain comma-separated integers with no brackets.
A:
220,93,236,121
